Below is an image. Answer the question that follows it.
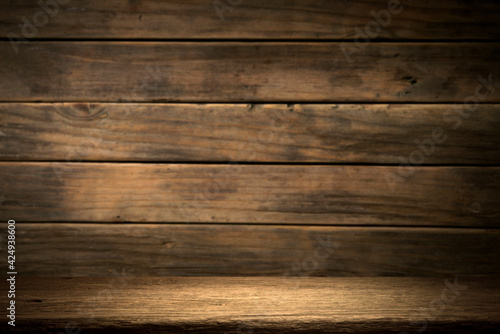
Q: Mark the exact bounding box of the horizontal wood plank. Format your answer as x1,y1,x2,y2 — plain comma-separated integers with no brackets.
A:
0,163,499,226
3,277,499,333
3,223,499,277
1,103,500,164
1,42,499,102
1,0,500,40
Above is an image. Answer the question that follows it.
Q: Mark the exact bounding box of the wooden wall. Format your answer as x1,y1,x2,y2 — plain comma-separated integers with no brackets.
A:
1,0,499,278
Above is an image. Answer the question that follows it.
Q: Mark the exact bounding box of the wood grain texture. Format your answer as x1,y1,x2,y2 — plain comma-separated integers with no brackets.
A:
2,0,500,40
1,103,500,164
0,163,498,226
3,223,499,277
3,277,499,333
1,42,500,102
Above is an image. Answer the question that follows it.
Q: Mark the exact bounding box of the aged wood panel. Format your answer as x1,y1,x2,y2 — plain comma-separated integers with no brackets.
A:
3,223,499,277
1,42,499,102
3,277,499,333
1,103,500,164
2,0,500,40
0,163,498,226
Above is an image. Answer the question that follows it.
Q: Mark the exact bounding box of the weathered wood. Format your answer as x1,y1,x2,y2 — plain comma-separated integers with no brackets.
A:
1,103,500,164
0,163,498,226
1,42,499,102
3,223,499,277
3,277,499,333
2,0,500,40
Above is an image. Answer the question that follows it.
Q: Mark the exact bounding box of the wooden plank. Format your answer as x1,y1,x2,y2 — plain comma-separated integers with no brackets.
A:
4,223,499,277
1,103,500,164
1,42,499,102
0,163,499,226
2,1,500,40
3,277,499,333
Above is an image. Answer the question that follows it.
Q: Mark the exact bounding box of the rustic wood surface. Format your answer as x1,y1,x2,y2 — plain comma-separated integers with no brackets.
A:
2,0,500,40
1,277,498,333
1,42,499,102
1,2,499,333
0,163,498,226
1,103,500,164
2,223,498,277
